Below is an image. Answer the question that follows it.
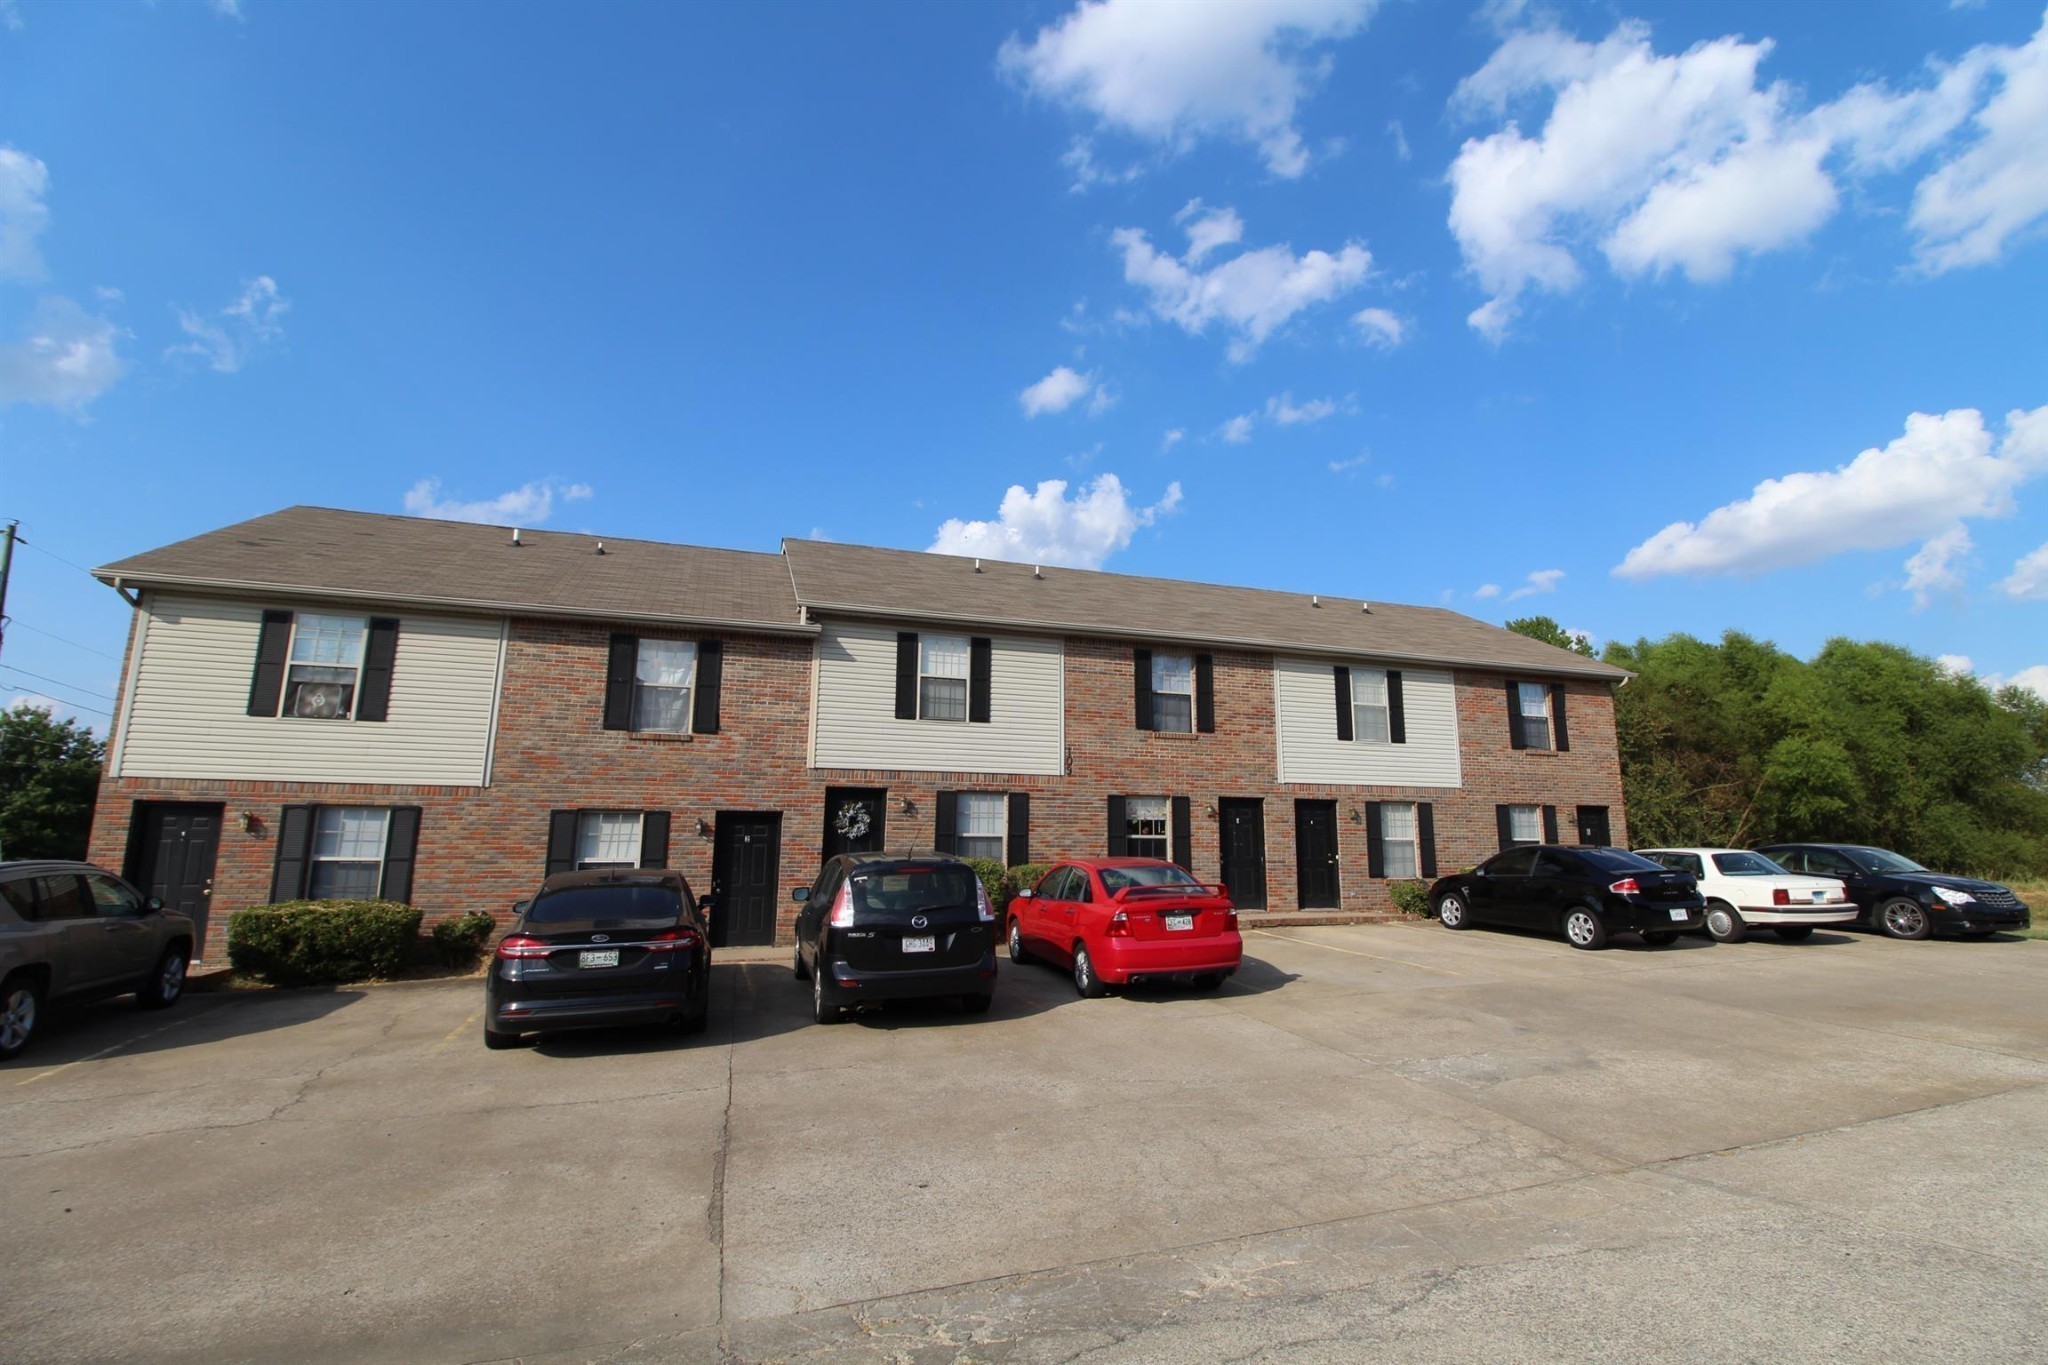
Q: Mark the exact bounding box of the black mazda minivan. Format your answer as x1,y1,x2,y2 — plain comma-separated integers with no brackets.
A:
791,852,998,1022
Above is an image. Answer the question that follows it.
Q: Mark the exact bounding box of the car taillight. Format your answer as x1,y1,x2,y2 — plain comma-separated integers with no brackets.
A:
1773,888,1792,906
1608,878,1641,895
645,926,702,952
495,934,552,959
828,882,854,928
1107,911,1131,937
976,880,995,923
1224,909,1238,931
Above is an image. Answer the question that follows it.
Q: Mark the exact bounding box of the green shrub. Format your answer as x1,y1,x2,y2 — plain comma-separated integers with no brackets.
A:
1388,880,1433,917
1001,862,1052,912
227,900,424,986
430,910,496,966
960,857,1008,911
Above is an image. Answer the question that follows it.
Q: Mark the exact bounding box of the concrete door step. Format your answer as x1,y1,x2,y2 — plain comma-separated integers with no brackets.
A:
1241,911,1404,928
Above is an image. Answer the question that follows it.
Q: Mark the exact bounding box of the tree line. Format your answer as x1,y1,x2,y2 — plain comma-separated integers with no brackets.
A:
1511,617,2048,877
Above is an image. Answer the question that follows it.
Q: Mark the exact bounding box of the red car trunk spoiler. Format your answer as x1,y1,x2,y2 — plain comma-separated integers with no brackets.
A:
1111,883,1233,905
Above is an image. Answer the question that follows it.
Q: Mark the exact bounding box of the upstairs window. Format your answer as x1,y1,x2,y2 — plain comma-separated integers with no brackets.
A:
1151,652,1194,732
284,614,366,720
920,634,970,722
1515,683,1551,750
1352,669,1391,744
309,808,390,899
633,640,696,733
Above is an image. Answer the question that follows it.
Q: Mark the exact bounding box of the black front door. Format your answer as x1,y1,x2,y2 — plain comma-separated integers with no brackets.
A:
822,787,887,862
1295,800,1339,909
1575,805,1611,846
126,802,222,949
710,812,782,947
1217,798,1267,911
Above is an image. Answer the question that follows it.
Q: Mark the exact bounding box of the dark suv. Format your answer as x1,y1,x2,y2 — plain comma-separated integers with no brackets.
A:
0,861,196,1060
1755,843,2032,939
792,852,998,1022
484,869,712,1048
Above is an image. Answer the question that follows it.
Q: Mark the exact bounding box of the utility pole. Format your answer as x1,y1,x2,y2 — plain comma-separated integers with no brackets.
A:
0,518,16,663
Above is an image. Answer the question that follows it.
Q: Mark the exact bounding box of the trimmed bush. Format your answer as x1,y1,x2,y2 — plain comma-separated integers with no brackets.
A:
961,857,1008,911
430,910,496,967
228,900,424,986
1000,862,1052,912
1388,880,1433,918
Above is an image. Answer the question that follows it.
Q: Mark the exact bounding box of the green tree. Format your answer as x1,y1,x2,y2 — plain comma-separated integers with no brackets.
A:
1505,615,1595,657
0,705,105,860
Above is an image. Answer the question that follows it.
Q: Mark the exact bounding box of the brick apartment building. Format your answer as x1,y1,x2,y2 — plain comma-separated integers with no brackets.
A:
87,507,1629,958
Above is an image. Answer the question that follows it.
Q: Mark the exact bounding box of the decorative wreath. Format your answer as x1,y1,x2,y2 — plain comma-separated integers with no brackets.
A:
833,800,872,841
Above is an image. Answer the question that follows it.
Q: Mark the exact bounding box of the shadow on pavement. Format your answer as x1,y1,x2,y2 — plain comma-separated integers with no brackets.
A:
5,986,364,1069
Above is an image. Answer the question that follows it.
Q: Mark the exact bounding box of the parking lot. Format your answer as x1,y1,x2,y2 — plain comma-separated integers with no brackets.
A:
4,922,2046,1363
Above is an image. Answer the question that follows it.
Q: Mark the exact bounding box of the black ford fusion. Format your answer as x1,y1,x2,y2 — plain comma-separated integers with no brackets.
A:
1429,845,1706,950
1754,843,2032,940
484,870,711,1049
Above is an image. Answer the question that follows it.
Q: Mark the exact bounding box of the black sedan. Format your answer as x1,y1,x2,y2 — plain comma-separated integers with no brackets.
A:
484,869,712,1048
1429,845,1706,950
1755,843,2032,939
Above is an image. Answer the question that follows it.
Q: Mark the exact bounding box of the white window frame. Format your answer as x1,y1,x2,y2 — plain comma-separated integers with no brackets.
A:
1516,682,1553,750
282,613,368,722
1152,651,1194,733
1507,805,1542,845
919,634,970,723
576,811,644,870
632,638,696,734
955,792,1006,862
309,807,390,900
1379,802,1419,879
1350,667,1391,744
1124,795,1170,860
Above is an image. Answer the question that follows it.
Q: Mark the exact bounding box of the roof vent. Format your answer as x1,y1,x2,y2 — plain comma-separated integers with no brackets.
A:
595,540,606,555
511,528,522,546
1033,564,1043,579
1311,594,1320,608
973,558,983,573
1361,601,1372,613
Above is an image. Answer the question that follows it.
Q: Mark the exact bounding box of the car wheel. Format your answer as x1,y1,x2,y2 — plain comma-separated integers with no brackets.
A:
1703,900,1747,944
1773,925,1815,942
793,941,810,981
1072,944,1108,998
1878,897,1933,940
0,975,42,1061
1191,973,1224,991
483,1021,522,1050
1436,893,1472,930
960,991,994,1015
1641,930,1679,947
1007,918,1033,964
1563,908,1608,951
812,961,843,1024
136,945,189,1010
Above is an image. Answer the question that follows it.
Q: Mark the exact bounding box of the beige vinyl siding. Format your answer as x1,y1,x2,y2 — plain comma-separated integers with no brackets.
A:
811,621,1064,775
114,594,504,785
1274,656,1462,787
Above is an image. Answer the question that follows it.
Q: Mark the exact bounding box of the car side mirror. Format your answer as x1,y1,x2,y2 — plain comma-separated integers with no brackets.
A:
144,896,164,913
1013,888,1033,900
790,887,810,902
511,899,530,916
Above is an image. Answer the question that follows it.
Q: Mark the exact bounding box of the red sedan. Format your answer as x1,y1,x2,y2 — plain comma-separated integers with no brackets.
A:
1008,858,1242,996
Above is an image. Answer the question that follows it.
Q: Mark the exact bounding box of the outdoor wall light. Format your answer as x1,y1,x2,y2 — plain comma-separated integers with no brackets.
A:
240,810,263,834
696,818,713,838
1204,802,1217,818
898,796,917,814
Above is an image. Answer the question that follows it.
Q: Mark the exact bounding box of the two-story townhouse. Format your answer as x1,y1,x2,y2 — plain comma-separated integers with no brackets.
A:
87,507,1629,959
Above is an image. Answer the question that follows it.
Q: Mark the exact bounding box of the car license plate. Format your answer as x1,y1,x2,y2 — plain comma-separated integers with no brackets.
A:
1667,909,1689,922
579,948,620,968
902,936,936,953
1165,913,1195,931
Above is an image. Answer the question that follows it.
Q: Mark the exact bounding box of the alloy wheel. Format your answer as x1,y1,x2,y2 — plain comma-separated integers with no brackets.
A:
1,987,35,1052
1883,900,1929,939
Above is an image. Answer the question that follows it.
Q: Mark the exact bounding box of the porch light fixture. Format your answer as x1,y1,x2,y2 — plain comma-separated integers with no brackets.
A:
240,810,263,834
696,818,713,838
898,796,916,814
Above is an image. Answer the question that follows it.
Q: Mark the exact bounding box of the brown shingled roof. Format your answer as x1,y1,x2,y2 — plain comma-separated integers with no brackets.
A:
782,539,1626,681
95,506,810,634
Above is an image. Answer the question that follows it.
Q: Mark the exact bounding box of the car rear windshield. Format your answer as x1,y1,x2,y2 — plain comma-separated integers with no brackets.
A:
849,865,980,914
1849,848,1928,874
1099,864,1201,894
526,885,682,924
1579,848,1666,873
1712,851,1787,876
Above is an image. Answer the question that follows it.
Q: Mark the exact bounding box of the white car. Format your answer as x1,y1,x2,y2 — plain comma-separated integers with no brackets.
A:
1635,848,1857,943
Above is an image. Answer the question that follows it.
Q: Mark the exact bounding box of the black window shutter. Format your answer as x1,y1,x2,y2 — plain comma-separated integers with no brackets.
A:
1194,654,1215,733
1133,648,1153,731
604,635,638,731
1333,666,1354,741
356,617,400,722
1106,795,1128,856
969,637,993,724
1365,802,1385,878
1542,805,1559,843
692,640,723,735
1550,683,1570,752
379,807,421,903
640,811,671,868
1387,670,1407,745
895,632,918,720
1007,792,1030,866
248,610,293,717
1171,795,1192,870
1495,805,1514,852
1418,803,1438,878
271,804,316,901
934,791,959,855
546,811,580,875
1506,679,1526,749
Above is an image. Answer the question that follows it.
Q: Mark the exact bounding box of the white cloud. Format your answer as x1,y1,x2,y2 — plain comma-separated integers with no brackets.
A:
1902,523,1974,608
1473,583,1502,600
168,275,289,373
929,473,1183,569
999,0,1378,178
1505,568,1565,601
1,1,23,32
1328,451,1371,474
1999,539,2048,599
1113,207,1373,360
0,295,123,411
403,478,594,526
1160,427,1185,451
1266,392,1338,424
0,145,50,281
1940,654,2048,701
1908,13,2048,271
1217,413,1256,443
1616,405,2048,579
1060,137,1147,192
1387,119,1411,162
1019,365,1096,416
1352,306,1405,349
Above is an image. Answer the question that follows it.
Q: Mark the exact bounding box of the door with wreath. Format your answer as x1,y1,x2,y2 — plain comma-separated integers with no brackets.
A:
821,787,888,862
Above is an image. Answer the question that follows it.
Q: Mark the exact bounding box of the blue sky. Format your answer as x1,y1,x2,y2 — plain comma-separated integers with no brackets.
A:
4,0,2047,731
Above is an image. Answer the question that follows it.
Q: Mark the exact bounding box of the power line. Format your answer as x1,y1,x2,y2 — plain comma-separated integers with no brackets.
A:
0,665,114,700
11,533,102,581
5,619,123,662
1,689,112,719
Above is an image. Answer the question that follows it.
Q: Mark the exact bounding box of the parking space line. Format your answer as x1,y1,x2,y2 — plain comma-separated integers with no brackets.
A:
13,1010,207,1087
426,1008,481,1058
1249,928,1465,976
